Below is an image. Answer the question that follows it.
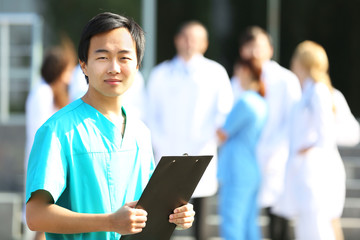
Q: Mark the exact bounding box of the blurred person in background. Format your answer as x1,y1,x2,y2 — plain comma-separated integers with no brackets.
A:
68,64,87,101
24,38,77,240
331,83,360,240
217,58,267,240
232,26,301,240
146,21,233,240
273,40,346,240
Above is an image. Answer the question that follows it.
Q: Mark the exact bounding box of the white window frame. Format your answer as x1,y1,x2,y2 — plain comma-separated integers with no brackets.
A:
0,13,43,125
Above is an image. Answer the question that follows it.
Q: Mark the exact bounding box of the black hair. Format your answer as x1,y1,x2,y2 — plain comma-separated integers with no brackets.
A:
238,26,272,49
78,12,145,67
175,20,208,38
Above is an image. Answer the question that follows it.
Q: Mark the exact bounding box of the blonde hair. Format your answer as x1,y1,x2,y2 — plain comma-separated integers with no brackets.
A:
292,40,333,92
293,40,335,112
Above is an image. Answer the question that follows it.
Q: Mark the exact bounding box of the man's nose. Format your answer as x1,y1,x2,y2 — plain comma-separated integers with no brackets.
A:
252,49,262,60
108,59,121,74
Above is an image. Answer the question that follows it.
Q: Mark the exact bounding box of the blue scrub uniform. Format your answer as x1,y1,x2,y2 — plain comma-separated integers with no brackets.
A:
26,99,155,240
217,91,267,240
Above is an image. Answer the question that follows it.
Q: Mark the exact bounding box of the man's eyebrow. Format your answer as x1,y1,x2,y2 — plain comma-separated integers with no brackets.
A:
117,49,133,54
94,49,109,53
94,49,133,54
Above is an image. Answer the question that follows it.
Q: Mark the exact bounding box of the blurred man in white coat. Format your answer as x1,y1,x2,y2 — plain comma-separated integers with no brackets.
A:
231,26,301,240
146,21,233,240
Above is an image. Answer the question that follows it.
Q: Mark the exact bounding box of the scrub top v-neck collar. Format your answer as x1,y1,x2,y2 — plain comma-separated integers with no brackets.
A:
80,99,128,149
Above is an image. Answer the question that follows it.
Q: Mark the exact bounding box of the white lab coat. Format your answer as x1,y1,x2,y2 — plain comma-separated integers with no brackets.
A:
69,64,88,102
273,79,346,240
274,78,346,223
25,79,58,169
231,60,302,208
146,54,234,198
333,89,360,146
256,61,302,208
122,71,146,121
234,66,357,209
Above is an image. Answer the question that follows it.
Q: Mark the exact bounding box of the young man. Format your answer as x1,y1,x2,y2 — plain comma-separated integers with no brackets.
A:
25,12,195,240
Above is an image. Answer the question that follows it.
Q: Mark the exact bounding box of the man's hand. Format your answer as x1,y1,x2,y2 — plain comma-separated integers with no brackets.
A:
169,203,195,230
110,201,148,235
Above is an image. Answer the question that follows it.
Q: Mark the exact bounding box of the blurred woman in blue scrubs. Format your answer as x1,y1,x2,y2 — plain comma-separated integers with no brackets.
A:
217,58,267,240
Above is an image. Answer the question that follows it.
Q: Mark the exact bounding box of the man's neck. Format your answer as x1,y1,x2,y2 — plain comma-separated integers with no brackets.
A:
82,91,124,123
178,53,198,62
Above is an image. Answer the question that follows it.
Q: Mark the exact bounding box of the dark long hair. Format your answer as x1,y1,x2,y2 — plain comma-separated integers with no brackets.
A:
236,58,266,97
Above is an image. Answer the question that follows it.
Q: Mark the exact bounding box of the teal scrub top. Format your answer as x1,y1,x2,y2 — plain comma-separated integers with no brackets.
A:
26,99,155,240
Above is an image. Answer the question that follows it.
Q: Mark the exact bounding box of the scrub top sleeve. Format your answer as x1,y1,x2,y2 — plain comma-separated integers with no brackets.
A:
222,99,250,138
26,124,68,204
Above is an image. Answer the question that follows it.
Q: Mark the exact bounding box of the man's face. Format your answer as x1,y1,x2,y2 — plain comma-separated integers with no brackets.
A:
80,27,138,99
175,25,208,59
240,34,273,63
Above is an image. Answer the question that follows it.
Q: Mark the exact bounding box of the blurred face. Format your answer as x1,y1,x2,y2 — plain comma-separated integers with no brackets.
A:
174,24,208,60
80,27,138,99
240,34,273,63
290,57,308,86
59,64,75,85
234,64,252,90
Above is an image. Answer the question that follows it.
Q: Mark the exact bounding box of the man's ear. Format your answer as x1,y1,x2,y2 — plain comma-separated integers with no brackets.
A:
79,60,87,76
200,39,209,55
268,45,274,60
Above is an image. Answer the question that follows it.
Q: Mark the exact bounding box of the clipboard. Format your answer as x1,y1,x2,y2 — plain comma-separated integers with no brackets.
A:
120,155,213,240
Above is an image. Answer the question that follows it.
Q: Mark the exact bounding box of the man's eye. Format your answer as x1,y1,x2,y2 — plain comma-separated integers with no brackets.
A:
97,57,107,60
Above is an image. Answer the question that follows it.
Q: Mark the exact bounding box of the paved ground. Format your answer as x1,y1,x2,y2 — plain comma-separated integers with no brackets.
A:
171,145,360,240
1,124,360,239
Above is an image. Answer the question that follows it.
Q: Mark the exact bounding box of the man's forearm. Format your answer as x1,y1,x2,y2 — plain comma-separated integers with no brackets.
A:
26,198,112,234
